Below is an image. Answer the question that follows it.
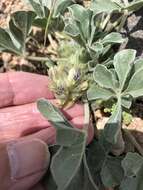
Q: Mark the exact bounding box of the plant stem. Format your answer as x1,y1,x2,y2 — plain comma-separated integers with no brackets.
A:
123,129,143,156
122,0,128,6
117,10,128,32
26,55,51,62
44,0,56,47
105,16,123,32
101,14,111,30
83,102,90,132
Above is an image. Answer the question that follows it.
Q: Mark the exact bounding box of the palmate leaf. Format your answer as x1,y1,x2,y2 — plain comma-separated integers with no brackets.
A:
65,4,92,46
68,4,92,41
88,49,143,108
28,0,74,30
0,11,35,55
64,4,125,61
91,0,143,14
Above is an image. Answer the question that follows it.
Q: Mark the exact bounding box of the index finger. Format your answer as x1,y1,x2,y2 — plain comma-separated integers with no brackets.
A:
0,72,54,108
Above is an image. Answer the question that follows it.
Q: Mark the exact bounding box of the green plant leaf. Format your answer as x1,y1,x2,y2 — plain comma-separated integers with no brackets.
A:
87,84,115,101
113,49,136,90
68,4,92,41
37,99,73,129
86,140,106,175
119,177,137,190
134,59,143,72
0,28,21,54
121,152,143,177
103,99,122,144
125,0,143,12
101,156,124,188
51,131,87,190
124,67,143,98
91,0,121,14
28,0,49,17
102,32,125,45
93,65,115,89
136,163,143,190
9,11,36,54
53,0,75,17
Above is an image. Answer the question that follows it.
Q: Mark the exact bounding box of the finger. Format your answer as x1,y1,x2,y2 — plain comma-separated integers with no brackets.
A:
0,138,50,190
0,101,84,142
30,183,44,190
21,116,94,145
0,72,54,108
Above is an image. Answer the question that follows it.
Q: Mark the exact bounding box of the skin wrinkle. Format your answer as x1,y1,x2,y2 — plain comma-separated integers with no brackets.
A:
0,73,14,107
7,73,15,106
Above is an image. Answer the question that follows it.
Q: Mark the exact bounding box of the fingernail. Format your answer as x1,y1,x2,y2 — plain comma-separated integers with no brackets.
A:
7,139,50,180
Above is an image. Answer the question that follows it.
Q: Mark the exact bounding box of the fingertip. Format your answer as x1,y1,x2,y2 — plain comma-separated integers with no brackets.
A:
7,139,50,180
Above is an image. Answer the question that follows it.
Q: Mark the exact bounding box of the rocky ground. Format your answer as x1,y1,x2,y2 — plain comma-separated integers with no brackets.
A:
124,7,143,57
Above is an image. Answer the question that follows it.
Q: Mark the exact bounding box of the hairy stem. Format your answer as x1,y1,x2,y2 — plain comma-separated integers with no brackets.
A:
101,14,111,30
26,55,51,62
105,16,123,32
117,10,128,32
83,102,90,132
44,0,57,47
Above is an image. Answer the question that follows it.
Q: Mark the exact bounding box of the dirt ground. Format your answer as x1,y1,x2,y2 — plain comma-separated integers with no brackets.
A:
1,0,143,72
124,7,143,57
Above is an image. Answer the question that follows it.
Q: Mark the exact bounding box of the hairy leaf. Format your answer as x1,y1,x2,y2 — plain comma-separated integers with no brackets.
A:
10,11,36,52
93,65,115,89
91,0,121,14
37,99,73,129
0,28,20,54
119,177,137,190
136,163,143,190
53,0,75,17
101,156,124,188
113,49,136,91
125,0,143,12
51,131,87,190
102,32,125,45
87,84,115,101
121,152,143,177
28,0,49,17
103,99,122,144
124,67,143,98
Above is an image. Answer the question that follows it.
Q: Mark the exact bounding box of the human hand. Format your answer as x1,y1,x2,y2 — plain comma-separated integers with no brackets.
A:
0,72,94,190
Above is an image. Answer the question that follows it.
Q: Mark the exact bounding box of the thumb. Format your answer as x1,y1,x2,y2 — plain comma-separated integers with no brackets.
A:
0,138,50,190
